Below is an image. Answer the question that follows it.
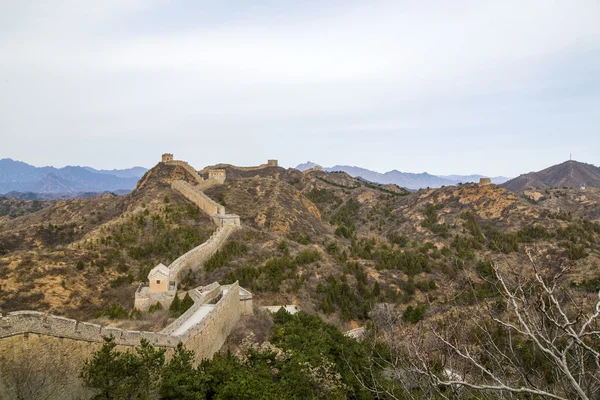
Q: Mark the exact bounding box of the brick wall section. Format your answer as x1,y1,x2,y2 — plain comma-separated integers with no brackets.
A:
159,283,221,335
168,224,237,281
0,282,242,359
1,282,241,348
172,180,225,215
178,282,242,362
165,160,204,184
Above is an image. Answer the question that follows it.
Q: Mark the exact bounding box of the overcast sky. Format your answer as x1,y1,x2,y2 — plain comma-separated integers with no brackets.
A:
1,0,599,176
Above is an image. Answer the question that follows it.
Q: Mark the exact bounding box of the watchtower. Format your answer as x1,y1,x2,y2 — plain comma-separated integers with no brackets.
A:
267,159,278,167
148,263,170,293
479,178,491,186
208,169,226,183
162,153,174,163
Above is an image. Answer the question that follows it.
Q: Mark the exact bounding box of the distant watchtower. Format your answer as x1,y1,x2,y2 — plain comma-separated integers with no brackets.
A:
267,159,278,167
479,178,491,186
162,153,174,163
208,169,226,184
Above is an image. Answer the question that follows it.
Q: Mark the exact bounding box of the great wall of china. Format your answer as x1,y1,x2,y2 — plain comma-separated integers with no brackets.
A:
0,155,276,399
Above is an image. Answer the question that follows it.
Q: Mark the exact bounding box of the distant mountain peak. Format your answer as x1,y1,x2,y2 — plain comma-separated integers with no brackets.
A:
295,161,320,171
502,160,600,192
0,158,147,195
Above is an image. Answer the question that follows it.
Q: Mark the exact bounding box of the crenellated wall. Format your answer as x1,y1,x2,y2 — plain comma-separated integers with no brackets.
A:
165,160,204,184
0,282,245,399
0,156,252,399
0,284,244,355
168,224,237,281
172,180,224,215
177,282,242,358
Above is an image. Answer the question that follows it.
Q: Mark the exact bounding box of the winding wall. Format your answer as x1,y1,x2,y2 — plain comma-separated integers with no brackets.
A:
1,158,248,399
165,160,204,184
168,225,236,281
0,283,244,399
172,180,225,216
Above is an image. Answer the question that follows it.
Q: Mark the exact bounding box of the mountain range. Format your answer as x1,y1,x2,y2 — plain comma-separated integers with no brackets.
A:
502,160,600,192
0,158,148,194
295,162,510,189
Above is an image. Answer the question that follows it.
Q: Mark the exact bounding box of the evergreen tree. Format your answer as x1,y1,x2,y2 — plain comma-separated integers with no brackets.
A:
180,293,194,313
169,293,181,317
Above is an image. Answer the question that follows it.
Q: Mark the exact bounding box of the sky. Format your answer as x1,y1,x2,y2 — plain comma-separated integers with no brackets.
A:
1,0,599,177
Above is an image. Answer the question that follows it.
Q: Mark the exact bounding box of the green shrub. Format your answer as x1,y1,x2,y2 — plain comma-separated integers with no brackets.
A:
305,189,342,204
387,231,408,247
295,249,321,265
421,204,449,238
402,303,428,323
204,241,248,272
149,302,163,313
95,304,129,320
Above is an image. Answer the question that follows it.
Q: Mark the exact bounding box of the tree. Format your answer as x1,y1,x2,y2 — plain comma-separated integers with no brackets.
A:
81,336,165,399
180,293,194,313
1,346,70,400
160,343,206,400
366,249,600,399
169,293,181,317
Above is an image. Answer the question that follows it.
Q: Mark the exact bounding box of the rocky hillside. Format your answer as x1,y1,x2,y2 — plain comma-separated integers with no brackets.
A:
1,160,599,334
503,160,600,192
0,162,215,319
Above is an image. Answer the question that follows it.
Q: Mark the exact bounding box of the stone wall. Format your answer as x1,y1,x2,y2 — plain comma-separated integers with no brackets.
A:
166,160,204,184
159,283,221,335
169,224,237,281
303,166,323,173
195,179,221,191
133,285,176,311
179,282,242,362
0,282,245,398
0,311,180,348
0,332,159,399
172,180,224,215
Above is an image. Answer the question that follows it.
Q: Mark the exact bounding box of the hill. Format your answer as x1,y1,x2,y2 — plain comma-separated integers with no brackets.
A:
1,157,599,330
502,160,600,192
0,158,145,194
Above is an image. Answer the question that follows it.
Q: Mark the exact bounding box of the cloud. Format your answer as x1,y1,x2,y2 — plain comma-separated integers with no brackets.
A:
0,0,598,174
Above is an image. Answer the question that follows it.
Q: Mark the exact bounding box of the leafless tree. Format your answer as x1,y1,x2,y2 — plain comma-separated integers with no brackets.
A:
359,249,600,399
0,340,71,400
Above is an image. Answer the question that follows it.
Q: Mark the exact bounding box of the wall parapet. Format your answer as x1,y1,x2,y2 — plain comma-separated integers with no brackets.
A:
166,161,204,184
0,311,179,348
172,180,225,216
178,281,240,344
2,281,245,359
169,224,237,281
160,283,221,335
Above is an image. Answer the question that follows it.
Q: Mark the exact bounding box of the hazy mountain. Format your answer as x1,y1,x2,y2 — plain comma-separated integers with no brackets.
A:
502,160,600,192
295,161,320,171
296,162,508,189
83,166,148,178
0,158,143,195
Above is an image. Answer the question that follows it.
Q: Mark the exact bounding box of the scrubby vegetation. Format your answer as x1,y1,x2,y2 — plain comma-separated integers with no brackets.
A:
204,241,248,272
81,311,386,399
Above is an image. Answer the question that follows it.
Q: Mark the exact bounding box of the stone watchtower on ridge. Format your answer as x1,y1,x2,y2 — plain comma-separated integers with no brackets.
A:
479,178,491,186
162,153,174,162
267,159,278,167
208,169,226,184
